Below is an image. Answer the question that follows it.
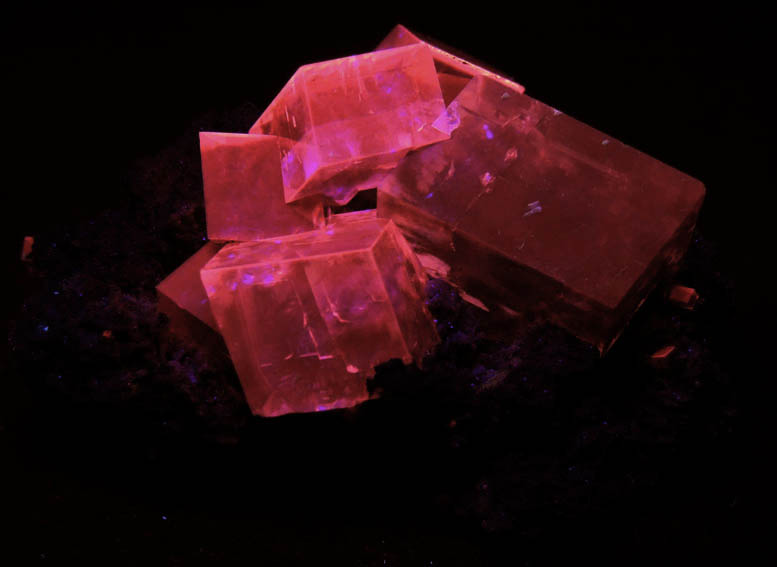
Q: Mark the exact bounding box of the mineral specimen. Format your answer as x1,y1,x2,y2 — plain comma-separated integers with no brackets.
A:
200,132,324,242
159,26,705,417
248,44,448,205
378,75,705,352
377,24,526,105
200,211,438,416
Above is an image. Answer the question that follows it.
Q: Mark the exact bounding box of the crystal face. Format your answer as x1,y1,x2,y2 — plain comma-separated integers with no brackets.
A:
157,241,223,331
248,44,449,205
378,76,705,352
377,24,526,105
200,132,324,242
200,212,438,417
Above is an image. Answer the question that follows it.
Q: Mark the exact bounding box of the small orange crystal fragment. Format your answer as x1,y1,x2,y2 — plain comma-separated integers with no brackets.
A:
649,345,677,368
651,345,676,359
21,236,34,261
668,285,700,310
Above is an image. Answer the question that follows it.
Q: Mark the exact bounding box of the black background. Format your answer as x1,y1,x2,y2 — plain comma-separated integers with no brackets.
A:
2,3,774,565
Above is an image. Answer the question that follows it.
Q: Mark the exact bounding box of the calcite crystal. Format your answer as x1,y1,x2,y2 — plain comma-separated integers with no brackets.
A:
157,241,223,331
248,44,448,205
159,26,706,416
200,211,438,416
378,76,705,352
157,242,230,361
377,24,526,105
200,132,324,242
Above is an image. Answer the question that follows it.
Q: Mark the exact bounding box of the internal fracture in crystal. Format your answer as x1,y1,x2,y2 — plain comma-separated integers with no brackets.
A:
200,212,439,416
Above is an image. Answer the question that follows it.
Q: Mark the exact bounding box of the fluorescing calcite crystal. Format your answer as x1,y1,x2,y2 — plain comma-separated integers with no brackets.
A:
157,241,223,331
377,25,526,106
200,132,324,242
200,211,438,416
157,242,231,361
378,76,705,352
248,44,448,205
159,26,706,416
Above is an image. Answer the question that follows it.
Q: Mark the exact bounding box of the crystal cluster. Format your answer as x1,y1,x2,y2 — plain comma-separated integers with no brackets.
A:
157,25,704,416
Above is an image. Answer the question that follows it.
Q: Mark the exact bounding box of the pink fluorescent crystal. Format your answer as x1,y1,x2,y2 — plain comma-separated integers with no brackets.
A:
157,242,231,363
200,132,324,242
377,25,526,105
200,212,438,417
248,44,448,205
157,241,224,331
378,76,705,352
